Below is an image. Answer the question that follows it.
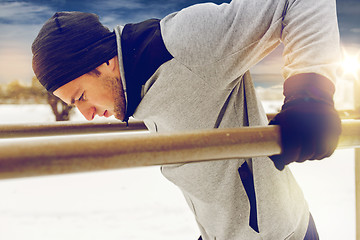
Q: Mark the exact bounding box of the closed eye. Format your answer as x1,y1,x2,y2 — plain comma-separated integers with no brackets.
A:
78,92,85,102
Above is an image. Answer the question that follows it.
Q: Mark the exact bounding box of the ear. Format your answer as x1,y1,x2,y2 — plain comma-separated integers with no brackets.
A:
94,56,118,75
106,56,118,72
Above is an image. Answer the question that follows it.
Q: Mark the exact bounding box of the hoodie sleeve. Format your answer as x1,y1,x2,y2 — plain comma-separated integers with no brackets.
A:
160,0,285,67
160,0,340,86
281,0,341,83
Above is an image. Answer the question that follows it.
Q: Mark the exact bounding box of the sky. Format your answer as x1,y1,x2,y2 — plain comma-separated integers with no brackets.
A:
0,0,359,86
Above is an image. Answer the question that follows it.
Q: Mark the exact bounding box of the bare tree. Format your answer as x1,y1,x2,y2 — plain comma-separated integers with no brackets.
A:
47,93,74,121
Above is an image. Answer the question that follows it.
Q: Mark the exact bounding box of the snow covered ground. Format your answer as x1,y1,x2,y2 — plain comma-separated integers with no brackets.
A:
0,103,356,239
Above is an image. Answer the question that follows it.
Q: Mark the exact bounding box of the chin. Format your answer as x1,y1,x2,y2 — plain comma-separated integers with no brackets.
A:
114,112,124,121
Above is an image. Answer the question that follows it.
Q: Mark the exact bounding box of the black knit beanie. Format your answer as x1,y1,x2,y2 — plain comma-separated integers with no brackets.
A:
32,12,117,92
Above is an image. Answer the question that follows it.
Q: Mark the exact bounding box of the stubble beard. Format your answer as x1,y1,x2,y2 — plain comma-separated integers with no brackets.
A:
104,75,126,121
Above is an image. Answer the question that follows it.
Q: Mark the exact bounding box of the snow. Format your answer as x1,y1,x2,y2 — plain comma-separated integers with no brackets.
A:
0,103,356,239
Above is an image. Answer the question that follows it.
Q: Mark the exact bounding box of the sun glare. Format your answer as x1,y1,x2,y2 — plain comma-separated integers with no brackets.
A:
341,47,360,81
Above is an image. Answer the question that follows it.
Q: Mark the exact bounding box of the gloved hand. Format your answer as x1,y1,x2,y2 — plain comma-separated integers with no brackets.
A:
269,73,341,170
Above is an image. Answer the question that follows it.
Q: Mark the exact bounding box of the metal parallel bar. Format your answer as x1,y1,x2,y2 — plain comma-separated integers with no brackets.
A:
0,120,359,180
355,78,360,240
266,110,360,122
356,148,360,240
0,111,357,139
0,120,147,138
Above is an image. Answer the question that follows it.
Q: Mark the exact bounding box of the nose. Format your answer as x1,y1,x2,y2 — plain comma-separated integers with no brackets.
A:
76,103,96,121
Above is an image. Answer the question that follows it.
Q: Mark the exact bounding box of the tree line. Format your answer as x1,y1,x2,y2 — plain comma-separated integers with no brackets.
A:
0,77,74,121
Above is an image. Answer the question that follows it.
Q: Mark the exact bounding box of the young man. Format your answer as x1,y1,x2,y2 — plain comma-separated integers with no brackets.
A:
32,0,341,239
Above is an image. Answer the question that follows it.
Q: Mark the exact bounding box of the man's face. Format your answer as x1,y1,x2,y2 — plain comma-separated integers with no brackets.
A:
53,60,126,121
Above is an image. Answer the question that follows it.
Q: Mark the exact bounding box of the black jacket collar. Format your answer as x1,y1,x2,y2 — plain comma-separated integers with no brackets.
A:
121,19,173,121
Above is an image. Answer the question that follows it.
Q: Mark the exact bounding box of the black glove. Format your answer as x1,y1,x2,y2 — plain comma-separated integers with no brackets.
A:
269,73,341,170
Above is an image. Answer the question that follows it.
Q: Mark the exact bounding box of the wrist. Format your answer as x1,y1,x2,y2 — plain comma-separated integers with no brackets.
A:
283,73,336,106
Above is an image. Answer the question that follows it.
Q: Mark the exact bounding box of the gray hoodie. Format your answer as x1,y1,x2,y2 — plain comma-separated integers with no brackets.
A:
114,0,340,239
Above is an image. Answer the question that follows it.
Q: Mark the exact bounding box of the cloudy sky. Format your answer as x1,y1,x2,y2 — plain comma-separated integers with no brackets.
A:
0,0,359,85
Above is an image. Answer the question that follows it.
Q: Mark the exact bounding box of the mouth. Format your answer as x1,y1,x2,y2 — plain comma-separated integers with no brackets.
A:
103,110,110,118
